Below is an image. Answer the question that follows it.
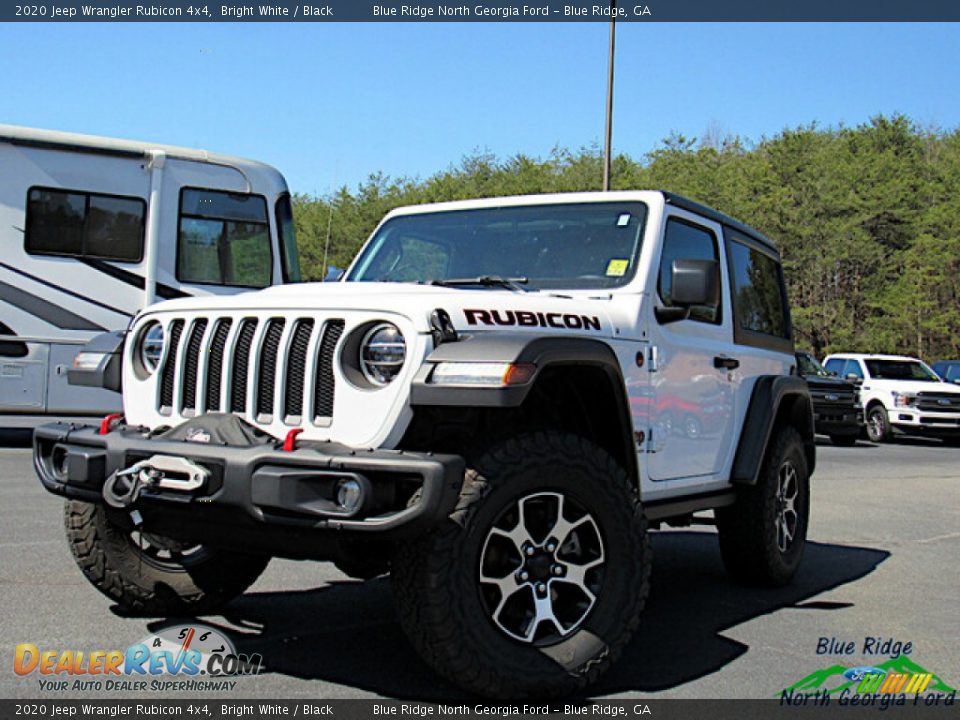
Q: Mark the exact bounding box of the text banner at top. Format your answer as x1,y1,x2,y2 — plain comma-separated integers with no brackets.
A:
5,1,960,22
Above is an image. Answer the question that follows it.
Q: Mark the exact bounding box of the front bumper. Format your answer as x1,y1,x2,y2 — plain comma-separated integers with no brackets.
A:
812,405,863,436
889,409,960,437
34,422,465,555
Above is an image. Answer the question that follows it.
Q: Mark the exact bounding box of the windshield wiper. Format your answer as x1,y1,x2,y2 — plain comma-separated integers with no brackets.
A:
431,276,530,293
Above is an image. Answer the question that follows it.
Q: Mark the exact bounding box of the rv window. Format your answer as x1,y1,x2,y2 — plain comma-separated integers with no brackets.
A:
276,194,302,283
25,187,145,262
178,188,271,288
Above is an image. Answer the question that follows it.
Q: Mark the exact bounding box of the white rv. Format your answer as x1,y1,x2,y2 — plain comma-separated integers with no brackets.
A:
0,125,300,425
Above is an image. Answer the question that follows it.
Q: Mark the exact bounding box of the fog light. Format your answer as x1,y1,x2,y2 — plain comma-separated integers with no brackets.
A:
51,445,69,481
336,478,363,513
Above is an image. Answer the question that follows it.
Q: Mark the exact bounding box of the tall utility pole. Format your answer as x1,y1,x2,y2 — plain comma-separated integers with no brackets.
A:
602,3,617,191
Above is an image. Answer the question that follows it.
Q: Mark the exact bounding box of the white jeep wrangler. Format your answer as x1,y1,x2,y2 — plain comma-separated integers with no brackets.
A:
35,191,815,697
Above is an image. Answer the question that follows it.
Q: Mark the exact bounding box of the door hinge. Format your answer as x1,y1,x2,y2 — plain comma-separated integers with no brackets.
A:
646,427,656,453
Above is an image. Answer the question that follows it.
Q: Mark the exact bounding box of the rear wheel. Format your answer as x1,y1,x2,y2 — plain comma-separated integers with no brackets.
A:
65,500,269,614
391,432,651,698
866,405,892,443
716,425,810,587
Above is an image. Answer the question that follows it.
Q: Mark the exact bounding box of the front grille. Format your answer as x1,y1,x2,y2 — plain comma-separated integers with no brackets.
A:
915,392,960,413
156,314,346,428
811,389,856,406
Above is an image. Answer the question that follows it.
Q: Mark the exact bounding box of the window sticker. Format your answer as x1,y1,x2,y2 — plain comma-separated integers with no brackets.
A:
616,213,632,227
606,259,630,277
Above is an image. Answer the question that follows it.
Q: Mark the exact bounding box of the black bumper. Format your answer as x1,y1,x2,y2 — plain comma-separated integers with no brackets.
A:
813,406,863,437
34,422,465,554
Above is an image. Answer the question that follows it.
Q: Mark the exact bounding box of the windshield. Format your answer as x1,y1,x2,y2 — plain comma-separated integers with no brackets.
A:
276,194,302,283
796,352,829,376
865,359,941,382
346,202,648,290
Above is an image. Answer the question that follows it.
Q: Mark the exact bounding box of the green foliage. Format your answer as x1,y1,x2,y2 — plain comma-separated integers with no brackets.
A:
291,114,960,360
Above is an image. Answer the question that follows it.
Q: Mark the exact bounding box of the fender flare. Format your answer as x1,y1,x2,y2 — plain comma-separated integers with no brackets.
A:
731,374,816,485
409,333,638,483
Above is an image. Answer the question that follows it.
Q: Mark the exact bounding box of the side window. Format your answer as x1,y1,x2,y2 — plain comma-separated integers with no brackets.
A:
843,360,864,380
727,234,790,340
658,217,721,324
25,187,145,262
947,366,960,382
178,188,271,288
823,358,845,376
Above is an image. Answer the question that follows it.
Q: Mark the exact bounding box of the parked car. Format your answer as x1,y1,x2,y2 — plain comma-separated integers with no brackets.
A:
823,353,960,444
35,190,816,698
795,351,862,446
931,360,960,384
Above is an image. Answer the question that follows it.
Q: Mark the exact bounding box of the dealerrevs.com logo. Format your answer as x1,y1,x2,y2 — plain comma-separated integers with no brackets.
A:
14,624,262,692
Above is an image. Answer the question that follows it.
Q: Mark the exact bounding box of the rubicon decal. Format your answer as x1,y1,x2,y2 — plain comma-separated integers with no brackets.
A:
464,309,601,331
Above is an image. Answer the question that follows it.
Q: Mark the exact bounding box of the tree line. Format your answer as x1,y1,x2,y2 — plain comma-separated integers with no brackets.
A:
291,114,960,360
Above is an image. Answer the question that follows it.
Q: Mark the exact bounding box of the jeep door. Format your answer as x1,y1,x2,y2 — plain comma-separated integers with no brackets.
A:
645,210,737,489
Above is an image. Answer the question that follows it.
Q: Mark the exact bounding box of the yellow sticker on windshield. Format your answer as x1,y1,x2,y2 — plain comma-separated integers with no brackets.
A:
606,259,629,277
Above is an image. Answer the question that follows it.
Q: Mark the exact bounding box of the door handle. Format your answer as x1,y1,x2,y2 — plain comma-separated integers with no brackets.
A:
714,356,739,370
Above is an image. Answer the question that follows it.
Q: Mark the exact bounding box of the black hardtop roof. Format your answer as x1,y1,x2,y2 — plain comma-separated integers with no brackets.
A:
663,191,779,254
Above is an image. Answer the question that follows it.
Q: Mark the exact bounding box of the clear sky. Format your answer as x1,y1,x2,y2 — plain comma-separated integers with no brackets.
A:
1,22,958,195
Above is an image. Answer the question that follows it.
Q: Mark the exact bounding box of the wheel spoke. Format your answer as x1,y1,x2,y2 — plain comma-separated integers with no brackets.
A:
488,522,532,553
524,590,562,641
480,570,526,619
561,555,604,596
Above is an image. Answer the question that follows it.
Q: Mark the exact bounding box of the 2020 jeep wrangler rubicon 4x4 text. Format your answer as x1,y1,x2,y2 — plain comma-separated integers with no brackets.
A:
35,191,815,698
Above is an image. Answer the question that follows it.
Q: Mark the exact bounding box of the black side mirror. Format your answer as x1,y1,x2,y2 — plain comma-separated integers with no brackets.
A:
655,259,719,324
845,373,862,384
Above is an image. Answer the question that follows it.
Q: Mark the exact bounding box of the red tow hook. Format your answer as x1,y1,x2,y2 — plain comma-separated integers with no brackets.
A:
282,428,304,452
99,413,124,435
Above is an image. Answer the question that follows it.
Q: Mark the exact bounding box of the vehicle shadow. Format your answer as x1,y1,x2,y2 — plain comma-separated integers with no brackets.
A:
155,531,888,700
0,429,33,448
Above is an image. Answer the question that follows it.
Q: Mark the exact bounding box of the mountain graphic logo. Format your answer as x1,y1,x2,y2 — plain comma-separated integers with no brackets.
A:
781,655,956,697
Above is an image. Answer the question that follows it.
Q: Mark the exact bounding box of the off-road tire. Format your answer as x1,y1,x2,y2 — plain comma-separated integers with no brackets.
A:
866,405,892,443
829,433,858,447
65,500,270,614
391,432,651,698
715,425,810,587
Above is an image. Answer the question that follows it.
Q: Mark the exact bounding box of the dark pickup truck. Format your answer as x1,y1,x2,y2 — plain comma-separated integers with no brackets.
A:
796,351,863,446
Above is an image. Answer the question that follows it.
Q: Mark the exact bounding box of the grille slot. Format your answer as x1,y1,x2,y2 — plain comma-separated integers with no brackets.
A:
314,320,345,421
284,319,315,422
230,319,258,414
205,319,232,411
159,320,184,412
180,319,208,413
256,319,286,420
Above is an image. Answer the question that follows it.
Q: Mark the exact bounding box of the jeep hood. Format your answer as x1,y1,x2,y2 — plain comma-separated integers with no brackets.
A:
142,282,620,337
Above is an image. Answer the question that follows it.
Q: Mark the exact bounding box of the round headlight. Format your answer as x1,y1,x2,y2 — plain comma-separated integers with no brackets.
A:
138,321,165,375
360,323,405,386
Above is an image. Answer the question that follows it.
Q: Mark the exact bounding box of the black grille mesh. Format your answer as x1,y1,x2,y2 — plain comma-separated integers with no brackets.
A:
314,320,344,419
205,319,232,411
159,320,184,409
230,319,258,413
180,319,208,411
256,319,286,418
283,319,315,420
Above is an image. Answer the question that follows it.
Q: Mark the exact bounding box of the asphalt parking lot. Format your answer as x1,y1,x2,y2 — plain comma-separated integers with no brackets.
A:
1,431,958,700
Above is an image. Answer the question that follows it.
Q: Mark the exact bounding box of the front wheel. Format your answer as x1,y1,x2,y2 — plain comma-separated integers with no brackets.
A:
866,405,892,443
716,425,810,587
65,500,270,614
391,432,651,698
